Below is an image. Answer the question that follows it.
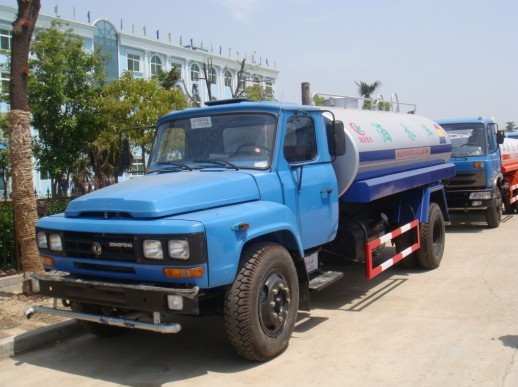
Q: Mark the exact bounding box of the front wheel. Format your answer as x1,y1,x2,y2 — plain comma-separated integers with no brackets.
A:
224,242,299,362
416,203,445,269
485,188,502,228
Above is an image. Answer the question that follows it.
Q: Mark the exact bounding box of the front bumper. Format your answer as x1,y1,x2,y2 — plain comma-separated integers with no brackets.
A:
446,189,494,211
23,272,200,314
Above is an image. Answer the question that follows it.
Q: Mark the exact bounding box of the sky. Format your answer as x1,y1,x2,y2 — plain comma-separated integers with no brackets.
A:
3,0,518,127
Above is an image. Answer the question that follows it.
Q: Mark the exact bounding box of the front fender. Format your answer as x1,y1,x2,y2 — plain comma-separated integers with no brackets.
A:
183,201,302,288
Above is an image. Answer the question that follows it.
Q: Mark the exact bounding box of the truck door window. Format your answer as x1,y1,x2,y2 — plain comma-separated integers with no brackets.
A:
486,123,496,152
284,116,318,163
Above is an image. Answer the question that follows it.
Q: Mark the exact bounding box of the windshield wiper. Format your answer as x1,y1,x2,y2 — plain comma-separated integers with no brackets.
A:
193,159,239,170
153,161,193,172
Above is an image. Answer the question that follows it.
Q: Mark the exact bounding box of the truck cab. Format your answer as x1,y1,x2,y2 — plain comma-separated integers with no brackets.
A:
436,117,504,227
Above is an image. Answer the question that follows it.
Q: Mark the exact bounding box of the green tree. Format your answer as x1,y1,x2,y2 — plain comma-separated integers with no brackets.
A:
9,0,41,273
92,72,187,187
155,66,182,91
243,84,274,101
29,20,104,197
355,80,382,99
505,122,516,132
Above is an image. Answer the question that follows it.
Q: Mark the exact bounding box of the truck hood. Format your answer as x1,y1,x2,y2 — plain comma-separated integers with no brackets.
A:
65,171,259,219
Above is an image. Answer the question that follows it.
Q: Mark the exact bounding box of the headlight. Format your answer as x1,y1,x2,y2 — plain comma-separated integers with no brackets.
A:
143,240,164,259
37,232,48,249
469,192,492,200
168,240,189,260
48,234,62,251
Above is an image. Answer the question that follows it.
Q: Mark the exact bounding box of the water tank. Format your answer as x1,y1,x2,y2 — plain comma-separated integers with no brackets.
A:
323,108,452,196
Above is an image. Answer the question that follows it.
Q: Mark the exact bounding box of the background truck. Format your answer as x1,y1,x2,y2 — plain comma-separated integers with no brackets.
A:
25,98,455,361
435,117,515,227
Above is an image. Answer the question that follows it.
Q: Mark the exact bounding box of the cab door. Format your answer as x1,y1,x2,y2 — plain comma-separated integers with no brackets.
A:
278,113,338,250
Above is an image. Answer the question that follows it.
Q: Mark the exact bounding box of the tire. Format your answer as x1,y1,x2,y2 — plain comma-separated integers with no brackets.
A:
394,227,417,268
485,188,502,228
71,302,125,337
224,242,299,362
415,203,445,270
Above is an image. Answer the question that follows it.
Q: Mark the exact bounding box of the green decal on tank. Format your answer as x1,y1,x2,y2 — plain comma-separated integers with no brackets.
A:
372,122,392,143
402,125,417,141
421,124,433,136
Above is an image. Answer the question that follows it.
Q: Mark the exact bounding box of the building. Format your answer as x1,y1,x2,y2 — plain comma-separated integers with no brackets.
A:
0,4,279,197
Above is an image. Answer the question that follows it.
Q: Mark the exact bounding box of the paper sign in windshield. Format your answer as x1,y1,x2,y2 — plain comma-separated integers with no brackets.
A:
191,117,212,129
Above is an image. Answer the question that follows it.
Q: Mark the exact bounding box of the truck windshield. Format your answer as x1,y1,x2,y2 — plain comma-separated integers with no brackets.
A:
441,123,487,157
147,113,277,171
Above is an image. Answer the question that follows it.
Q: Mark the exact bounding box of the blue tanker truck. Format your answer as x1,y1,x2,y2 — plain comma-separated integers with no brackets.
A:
25,98,455,361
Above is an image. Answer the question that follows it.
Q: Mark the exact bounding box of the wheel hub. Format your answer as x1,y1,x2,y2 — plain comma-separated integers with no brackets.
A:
259,272,291,337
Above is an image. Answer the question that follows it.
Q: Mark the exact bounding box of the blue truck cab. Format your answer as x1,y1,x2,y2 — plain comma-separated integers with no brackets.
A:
436,117,505,227
25,99,455,361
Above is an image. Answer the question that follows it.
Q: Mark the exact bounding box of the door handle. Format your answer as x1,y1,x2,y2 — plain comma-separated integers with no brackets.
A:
320,188,333,194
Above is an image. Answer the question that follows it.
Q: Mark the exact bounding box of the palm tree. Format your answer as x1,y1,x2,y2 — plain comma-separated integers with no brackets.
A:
9,0,42,273
354,80,382,99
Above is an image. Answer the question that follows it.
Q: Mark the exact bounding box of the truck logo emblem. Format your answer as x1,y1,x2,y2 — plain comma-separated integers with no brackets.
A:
92,242,102,256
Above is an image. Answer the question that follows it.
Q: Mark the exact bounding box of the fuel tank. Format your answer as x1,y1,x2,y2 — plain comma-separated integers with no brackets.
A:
323,108,452,196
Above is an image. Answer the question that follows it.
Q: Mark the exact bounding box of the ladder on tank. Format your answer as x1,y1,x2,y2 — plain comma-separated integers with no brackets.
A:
312,92,416,114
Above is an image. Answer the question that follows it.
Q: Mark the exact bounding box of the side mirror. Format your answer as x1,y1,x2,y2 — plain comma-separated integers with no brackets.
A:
497,130,505,145
119,137,132,174
326,120,346,157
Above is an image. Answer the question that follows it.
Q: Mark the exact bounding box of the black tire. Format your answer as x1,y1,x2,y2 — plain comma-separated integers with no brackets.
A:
394,227,417,268
224,242,299,362
71,302,125,337
416,203,445,269
485,188,502,228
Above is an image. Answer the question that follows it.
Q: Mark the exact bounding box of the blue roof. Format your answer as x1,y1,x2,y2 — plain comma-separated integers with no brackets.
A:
435,117,495,125
159,100,320,123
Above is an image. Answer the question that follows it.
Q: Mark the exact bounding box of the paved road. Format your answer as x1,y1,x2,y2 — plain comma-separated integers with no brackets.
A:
1,213,517,386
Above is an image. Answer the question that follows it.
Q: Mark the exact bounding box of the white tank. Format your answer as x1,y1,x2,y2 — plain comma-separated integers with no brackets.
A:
323,108,452,196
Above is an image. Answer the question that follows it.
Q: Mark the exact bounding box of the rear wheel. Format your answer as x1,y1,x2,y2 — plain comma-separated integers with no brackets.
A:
224,242,299,362
416,203,445,269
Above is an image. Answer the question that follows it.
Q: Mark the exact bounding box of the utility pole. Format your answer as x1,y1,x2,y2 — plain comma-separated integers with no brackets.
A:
301,82,311,105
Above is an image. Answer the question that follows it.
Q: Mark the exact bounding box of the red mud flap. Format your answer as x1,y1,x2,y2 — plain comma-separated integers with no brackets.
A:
365,219,420,280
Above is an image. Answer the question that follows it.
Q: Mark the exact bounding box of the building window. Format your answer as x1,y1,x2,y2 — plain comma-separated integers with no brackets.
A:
0,29,12,51
127,53,141,72
190,63,200,82
253,76,260,85
131,157,145,176
265,80,273,93
224,70,232,87
150,55,162,76
209,68,217,85
1,72,9,94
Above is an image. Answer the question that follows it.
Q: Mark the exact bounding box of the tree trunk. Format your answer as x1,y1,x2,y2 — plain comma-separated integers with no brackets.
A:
9,0,42,274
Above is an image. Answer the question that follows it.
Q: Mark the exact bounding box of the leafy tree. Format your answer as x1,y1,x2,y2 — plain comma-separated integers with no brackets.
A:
29,20,104,196
9,0,41,273
355,80,382,98
155,66,181,91
505,122,516,132
354,80,390,111
92,72,187,187
243,84,274,101
313,94,325,106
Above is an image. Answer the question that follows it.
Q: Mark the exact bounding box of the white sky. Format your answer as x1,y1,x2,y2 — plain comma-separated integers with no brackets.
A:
5,0,518,127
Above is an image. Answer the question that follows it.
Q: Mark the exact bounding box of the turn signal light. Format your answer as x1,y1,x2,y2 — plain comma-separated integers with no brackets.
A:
472,162,485,168
163,266,205,278
40,256,55,267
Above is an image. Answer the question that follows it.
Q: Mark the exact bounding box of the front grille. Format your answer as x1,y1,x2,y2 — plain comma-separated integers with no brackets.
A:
63,231,137,262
